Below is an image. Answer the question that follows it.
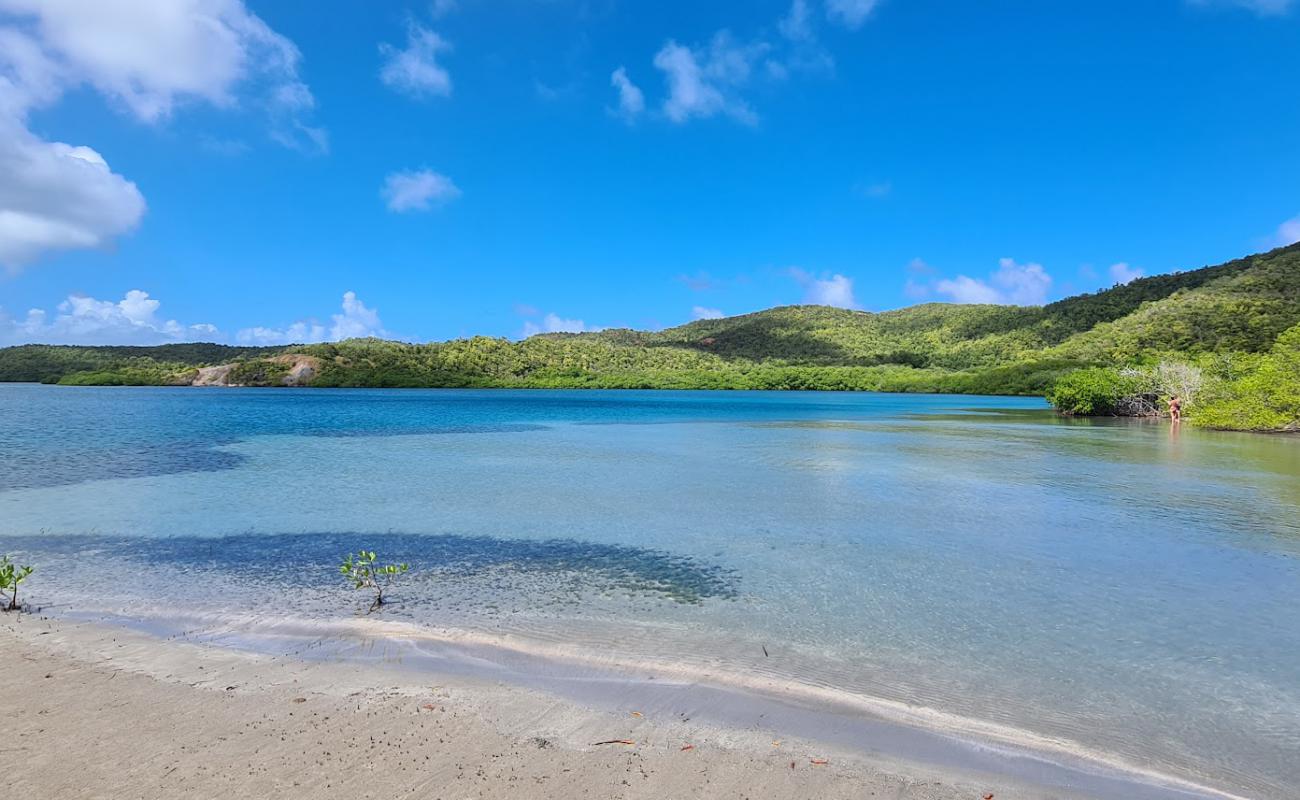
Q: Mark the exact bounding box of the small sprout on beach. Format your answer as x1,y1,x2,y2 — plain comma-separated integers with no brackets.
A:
0,555,34,612
340,550,409,612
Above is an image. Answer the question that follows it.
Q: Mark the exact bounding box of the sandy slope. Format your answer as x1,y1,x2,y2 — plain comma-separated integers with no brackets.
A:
0,614,1034,800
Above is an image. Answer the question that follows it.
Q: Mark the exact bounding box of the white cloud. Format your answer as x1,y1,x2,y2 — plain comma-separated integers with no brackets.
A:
236,321,325,346
0,0,323,146
1274,213,1300,246
789,268,858,309
826,0,882,29
236,291,388,345
329,291,385,339
381,169,461,213
653,32,765,125
609,66,644,122
0,289,218,345
933,258,1053,306
1108,262,1145,285
932,275,1002,304
0,0,321,268
380,23,452,99
0,120,146,270
692,306,725,320
521,312,600,337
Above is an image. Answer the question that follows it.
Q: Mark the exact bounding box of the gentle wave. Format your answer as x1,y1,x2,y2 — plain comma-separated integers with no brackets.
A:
80,607,1251,800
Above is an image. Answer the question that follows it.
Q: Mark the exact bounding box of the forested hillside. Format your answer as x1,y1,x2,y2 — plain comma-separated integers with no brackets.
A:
2,243,1297,429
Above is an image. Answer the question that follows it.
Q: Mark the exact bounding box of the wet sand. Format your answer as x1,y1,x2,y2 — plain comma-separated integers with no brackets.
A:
1,614,1057,800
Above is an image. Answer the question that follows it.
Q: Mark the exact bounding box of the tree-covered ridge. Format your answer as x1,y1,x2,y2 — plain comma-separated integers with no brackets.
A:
1,243,1297,431
0,343,285,384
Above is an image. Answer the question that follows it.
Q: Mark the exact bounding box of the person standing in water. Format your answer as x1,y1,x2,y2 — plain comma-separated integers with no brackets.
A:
1168,395,1182,422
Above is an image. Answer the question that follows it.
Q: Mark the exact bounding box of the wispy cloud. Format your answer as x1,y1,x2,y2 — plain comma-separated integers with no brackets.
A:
826,0,883,29
654,33,765,125
1273,213,1300,246
380,23,453,99
692,306,725,320
677,271,723,291
789,268,859,309
856,181,892,198
1187,0,1295,16
609,66,645,122
381,169,461,212
779,0,815,41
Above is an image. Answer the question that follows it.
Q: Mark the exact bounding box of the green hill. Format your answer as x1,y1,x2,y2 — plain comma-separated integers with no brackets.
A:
2,242,1298,429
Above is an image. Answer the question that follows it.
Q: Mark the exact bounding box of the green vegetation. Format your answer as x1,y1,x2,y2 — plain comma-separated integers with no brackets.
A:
1044,368,1143,416
1,243,1297,431
340,550,410,612
0,555,34,612
0,343,280,384
1192,324,1300,432
224,358,291,386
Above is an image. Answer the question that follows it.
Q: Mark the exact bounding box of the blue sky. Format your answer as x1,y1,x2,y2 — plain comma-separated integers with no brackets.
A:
1,0,1298,345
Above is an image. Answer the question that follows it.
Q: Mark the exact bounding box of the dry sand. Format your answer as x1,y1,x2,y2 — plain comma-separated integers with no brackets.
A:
0,613,1058,800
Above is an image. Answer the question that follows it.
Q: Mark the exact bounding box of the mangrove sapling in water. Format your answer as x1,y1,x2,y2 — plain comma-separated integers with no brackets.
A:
340,550,409,612
0,555,34,612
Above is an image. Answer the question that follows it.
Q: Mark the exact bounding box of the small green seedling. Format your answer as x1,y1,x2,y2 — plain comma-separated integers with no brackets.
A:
340,550,409,612
0,555,34,612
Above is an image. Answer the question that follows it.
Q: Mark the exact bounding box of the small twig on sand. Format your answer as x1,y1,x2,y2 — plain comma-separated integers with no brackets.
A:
590,739,636,746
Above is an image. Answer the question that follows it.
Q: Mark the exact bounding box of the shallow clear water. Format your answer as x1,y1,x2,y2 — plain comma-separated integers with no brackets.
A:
3,384,1298,798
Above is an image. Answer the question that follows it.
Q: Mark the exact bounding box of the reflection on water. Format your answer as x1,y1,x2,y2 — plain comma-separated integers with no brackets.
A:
2,385,1299,799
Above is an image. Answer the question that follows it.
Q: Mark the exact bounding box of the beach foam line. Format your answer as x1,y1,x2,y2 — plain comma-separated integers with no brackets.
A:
67,607,1253,800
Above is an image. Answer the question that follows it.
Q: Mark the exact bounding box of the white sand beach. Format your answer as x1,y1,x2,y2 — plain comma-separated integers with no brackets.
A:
1,614,1059,800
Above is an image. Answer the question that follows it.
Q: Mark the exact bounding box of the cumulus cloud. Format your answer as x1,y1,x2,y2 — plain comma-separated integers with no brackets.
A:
609,66,644,122
381,169,461,212
932,258,1053,306
789,268,858,309
932,275,1001,304
236,291,388,345
1108,262,1145,285
0,289,218,345
692,306,725,320
1274,213,1300,246
0,0,322,268
520,312,600,337
653,32,766,125
380,23,452,98
0,0,323,143
826,0,883,29
0,121,146,270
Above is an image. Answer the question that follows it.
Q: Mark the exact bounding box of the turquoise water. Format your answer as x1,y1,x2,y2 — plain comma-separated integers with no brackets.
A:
2,384,1298,798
